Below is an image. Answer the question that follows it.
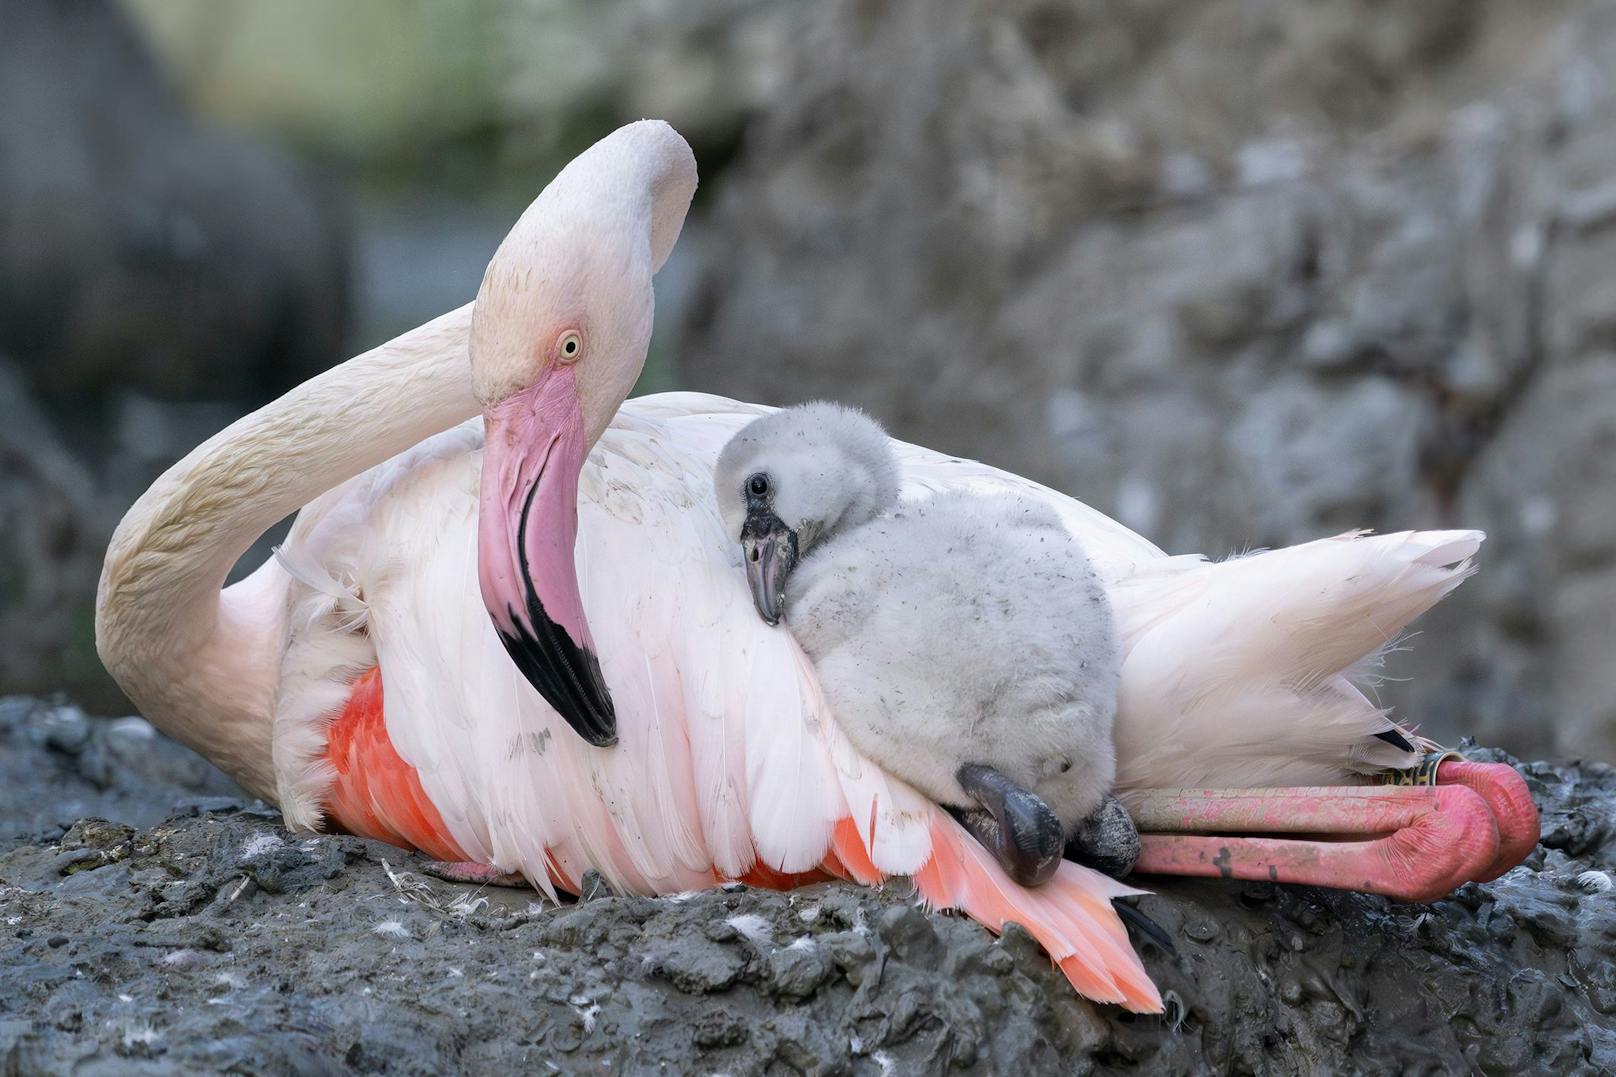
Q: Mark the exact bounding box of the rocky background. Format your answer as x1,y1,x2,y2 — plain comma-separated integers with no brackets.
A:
4,697,1616,1074
675,0,1616,762
6,6,1616,1070
4,1,1614,750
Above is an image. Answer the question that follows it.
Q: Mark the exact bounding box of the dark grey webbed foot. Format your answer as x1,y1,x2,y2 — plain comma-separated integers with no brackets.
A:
1064,794,1140,879
954,763,1065,886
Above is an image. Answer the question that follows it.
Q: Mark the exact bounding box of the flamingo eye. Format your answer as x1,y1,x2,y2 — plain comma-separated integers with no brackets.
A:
748,473,770,498
557,331,584,364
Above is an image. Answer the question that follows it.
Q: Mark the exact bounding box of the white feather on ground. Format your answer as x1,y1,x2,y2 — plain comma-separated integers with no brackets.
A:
1110,529,1478,795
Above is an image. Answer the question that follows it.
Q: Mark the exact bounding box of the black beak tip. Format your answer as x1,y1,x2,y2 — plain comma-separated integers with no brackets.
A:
570,691,619,747
578,720,619,748
552,694,620,749
495,609,620,748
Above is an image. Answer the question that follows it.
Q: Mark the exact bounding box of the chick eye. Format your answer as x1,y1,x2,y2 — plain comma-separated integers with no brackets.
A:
747,473,770,497
557,331,583,363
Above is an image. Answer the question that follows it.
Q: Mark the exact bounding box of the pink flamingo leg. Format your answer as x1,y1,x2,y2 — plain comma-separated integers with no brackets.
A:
1129,785,1502,903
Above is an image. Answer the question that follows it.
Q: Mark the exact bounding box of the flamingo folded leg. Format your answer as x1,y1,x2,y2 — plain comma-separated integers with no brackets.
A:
1374,757,1541,883
1432,761,1540,882
1129,784,1505,903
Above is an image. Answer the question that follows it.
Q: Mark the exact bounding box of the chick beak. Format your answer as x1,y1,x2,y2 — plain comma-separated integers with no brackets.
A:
741,514,797,626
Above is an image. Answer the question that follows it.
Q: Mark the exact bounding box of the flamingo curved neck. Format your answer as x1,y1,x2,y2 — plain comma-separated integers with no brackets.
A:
95,303,480,796
93,120,699,801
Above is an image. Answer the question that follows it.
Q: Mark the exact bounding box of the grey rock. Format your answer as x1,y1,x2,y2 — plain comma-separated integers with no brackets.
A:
0,0,349,711
0,363,108,705
0,696,241,844
24,703,90,754
0,0,348,403
2,693,1610,1072
765,939,831,999
653,934,745,994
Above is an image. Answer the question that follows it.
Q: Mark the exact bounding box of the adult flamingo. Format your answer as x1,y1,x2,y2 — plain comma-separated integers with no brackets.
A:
95,122,1533,1013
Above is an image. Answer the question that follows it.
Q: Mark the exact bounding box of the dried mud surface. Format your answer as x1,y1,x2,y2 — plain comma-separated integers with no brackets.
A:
2,698,1614,1075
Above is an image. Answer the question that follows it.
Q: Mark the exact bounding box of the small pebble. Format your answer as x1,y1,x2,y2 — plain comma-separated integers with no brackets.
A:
47,935,68,948
766,943,831,999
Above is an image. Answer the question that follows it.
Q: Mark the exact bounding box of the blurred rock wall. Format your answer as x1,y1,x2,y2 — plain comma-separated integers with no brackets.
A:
0,0,348,709
1,1,348,404
8,0,1613,760
679,0,1616,760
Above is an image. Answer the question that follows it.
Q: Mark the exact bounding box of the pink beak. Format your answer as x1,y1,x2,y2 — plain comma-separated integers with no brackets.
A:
478,365,616,746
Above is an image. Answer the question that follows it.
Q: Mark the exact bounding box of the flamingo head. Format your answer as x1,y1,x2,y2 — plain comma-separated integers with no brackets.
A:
472,121,697,747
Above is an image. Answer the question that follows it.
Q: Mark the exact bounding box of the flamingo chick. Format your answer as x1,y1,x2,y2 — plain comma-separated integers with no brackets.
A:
715,402,1139,886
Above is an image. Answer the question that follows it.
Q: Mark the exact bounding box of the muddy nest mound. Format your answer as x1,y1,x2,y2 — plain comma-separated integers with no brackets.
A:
1,697,1613,1074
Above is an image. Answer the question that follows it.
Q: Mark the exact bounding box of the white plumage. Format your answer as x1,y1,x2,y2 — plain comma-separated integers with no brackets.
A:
1108,528,1479,799
266,390,1476,896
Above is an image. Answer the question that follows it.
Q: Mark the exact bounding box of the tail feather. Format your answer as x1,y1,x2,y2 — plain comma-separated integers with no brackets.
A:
828,817,883,886
1113,530,1482,791
911,815,1162,1013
